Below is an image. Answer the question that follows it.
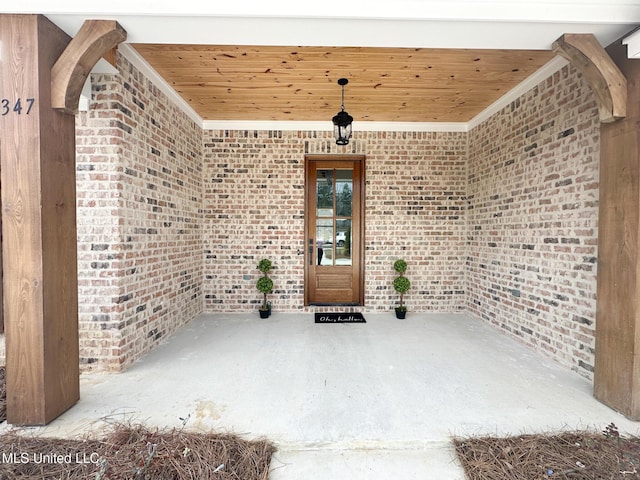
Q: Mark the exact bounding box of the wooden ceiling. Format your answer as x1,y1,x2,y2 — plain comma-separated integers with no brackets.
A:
131,44,556,123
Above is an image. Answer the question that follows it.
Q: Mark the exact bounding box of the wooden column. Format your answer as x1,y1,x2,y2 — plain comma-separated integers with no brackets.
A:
0,156,3,334
0,14,79,425
594,39,640,419
0,15,125,425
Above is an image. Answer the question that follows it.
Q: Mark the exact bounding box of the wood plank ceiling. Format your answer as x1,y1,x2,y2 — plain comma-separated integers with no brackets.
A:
131,44,555,123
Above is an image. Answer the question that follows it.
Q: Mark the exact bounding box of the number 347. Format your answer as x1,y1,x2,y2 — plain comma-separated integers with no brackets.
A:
1,98,35,115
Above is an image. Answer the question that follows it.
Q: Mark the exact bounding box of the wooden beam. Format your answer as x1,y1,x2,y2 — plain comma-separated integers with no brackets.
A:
595,37,640,419
51,20,126,114
103,47,118,68
0,14,80,425
552,33,627,123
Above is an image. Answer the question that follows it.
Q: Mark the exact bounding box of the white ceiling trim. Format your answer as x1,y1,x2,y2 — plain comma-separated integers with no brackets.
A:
9,1,640,50
38,15,637,50
623,27,640,58
9,0,640,23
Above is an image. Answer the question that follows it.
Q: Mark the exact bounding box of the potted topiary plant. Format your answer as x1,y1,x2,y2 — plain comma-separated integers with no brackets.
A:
257,259,273,318
393,259,411,319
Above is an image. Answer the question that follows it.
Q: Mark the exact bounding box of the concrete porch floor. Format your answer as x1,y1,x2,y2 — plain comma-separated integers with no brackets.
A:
24,313,640,478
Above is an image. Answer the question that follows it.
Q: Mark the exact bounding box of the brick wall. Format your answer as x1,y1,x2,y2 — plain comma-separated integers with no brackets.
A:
202,130,467,313
466,64,600,378
0,52,601,381
76,59,600,378
75,55,204,371
363,131,467,311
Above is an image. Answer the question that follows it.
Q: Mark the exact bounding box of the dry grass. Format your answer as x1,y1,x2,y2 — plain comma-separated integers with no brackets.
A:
453,424,640,479
0,423,275,479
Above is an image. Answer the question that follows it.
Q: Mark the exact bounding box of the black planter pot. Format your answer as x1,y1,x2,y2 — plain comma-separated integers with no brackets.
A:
395,308,407,319
259,304,272,318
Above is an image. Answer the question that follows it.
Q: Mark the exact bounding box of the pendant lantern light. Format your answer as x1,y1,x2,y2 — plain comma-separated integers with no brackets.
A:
332,78,353,146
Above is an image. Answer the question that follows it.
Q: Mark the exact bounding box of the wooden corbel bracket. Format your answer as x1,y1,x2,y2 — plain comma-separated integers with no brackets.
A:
51,20,127,114
552,33,626,123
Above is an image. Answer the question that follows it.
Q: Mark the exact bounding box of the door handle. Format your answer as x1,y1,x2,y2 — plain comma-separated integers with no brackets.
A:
309,239,313,265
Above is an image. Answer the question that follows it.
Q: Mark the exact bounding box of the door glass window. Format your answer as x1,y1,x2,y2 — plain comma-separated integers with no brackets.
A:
336,170,353,216
315,168,353,267
336,219,352,266
316,170,334,217
316,219,333,265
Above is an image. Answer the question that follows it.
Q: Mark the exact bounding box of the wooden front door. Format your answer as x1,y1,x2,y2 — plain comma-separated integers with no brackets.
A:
305,155,364,305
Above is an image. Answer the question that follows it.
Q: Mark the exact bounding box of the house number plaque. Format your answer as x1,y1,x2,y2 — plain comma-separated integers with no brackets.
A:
1,98,36,115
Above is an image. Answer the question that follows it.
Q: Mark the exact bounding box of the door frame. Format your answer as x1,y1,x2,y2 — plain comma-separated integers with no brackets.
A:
304,154,366,306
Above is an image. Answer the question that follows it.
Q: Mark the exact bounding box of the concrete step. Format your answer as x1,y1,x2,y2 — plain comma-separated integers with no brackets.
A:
270,442,466,480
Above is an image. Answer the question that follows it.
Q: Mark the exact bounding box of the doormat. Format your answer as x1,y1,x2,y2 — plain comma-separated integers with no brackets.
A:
315,312,366,323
